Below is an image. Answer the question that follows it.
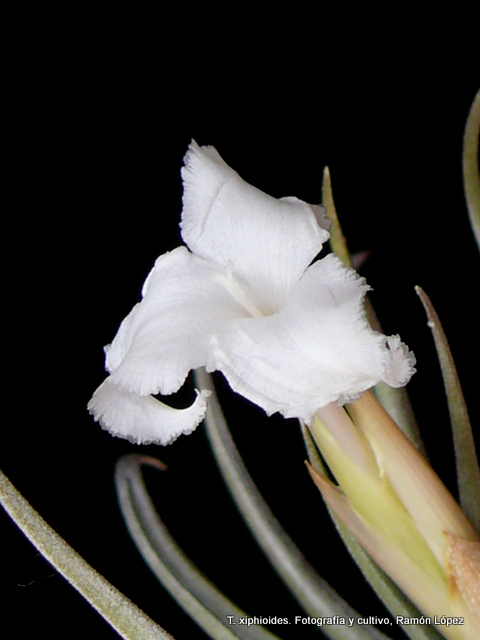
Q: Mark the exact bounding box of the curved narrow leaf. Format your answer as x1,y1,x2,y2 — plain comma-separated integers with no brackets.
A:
462,88,480,250
115,455,281,640
302,427,443,640
194,368,390,640
0,468,170,640
415,287,480,533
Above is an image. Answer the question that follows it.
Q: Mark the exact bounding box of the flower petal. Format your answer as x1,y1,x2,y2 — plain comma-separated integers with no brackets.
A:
180,141,330,314
208,255,416,423
88,378,211,445
106,246,248,396
383,334,417,388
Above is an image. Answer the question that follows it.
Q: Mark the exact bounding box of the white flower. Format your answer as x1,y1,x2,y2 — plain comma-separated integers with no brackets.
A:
88,141,416,445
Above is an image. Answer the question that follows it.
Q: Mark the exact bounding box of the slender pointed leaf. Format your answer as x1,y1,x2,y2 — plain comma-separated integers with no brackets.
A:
415,287,480,533
115,455,281,640
302,428,443,640
462,89,480,250
0,468,170,640
195,368,390,640
322,168,424,453
322,166,352,268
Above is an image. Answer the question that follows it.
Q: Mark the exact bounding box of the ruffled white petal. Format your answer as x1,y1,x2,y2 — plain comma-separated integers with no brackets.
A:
207,255,416,424
88,378,210,445
106,246,248,396
180,141,330,314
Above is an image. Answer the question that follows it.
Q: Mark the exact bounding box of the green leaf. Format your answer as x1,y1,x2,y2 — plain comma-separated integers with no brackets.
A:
416,286,480,534
194,369,390,640
115,455,280,640
462,89,480,251
0,468,171,640
322,166,352,268
322,168,425,455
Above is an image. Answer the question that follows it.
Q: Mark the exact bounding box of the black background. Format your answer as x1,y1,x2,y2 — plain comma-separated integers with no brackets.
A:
2,16,479,640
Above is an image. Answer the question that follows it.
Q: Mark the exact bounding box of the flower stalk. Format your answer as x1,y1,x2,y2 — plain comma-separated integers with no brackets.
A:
308,392,480,640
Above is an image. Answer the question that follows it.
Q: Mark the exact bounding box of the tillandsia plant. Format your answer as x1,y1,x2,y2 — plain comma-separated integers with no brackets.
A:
1,90,479,640
88,94,479,640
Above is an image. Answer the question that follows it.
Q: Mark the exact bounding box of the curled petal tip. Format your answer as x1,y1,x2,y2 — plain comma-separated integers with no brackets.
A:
384,335,417,388
88,379,210,445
